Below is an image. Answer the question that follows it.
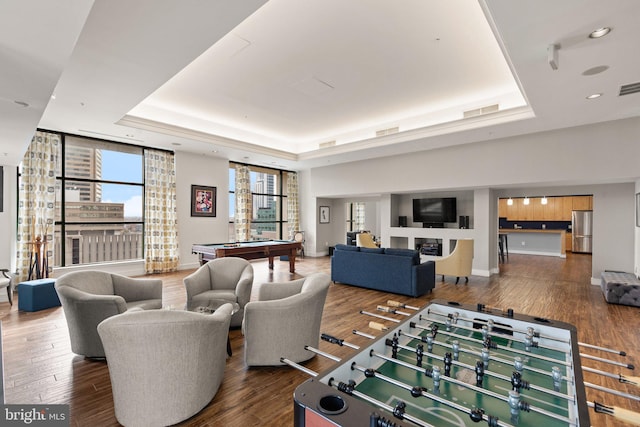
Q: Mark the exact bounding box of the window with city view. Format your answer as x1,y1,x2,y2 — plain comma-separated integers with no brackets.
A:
228,164,289,241
50,135,145,266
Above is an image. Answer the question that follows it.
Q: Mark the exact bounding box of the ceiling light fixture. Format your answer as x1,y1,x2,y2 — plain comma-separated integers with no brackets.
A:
589,27,611,39
523,197,530,205
541,196,548,205
507,198,513,206
586,93,602,99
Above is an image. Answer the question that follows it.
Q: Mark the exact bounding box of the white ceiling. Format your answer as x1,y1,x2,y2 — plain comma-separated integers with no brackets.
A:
2,0,639,171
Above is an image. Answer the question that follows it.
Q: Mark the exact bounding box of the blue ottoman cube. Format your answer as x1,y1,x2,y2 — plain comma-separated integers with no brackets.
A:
18,279,61,312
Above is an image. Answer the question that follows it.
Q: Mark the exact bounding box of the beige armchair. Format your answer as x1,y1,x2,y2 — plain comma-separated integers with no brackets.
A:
184,257,253,327
98,305,233,427
435,239,474,284
356,232,378,248
55,270,163,358
0,268,13,305
243,272,331,366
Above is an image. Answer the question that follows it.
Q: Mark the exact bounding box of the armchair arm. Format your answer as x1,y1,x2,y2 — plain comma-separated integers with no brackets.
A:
413,261,436,295
183,266,212,301
235,266,254,307
256,278,305,301
112,274,163,302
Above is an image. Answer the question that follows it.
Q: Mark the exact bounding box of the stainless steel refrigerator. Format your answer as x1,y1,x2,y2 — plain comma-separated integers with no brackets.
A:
572,210,593,253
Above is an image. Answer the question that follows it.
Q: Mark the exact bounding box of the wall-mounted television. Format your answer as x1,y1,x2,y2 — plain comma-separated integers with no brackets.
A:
412,197,457,225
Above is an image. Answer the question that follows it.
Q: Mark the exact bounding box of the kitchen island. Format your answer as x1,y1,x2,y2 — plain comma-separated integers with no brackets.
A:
499,228,566,257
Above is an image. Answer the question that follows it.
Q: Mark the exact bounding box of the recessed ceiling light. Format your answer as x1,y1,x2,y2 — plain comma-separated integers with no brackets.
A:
171,142,182,146
589,27,611,39
582,65,609,76
586,93,602,99
50,94,56,100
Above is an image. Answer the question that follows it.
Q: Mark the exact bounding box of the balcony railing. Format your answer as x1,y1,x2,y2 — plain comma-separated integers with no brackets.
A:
54,233,143,266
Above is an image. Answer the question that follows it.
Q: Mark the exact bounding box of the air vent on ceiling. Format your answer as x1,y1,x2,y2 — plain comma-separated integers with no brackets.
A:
463,104,500,118
619,82,640,96
376,126,399,137
319,140,336,149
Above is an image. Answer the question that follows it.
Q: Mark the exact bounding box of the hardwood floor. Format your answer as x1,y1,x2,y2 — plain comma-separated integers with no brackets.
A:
1,253,639,426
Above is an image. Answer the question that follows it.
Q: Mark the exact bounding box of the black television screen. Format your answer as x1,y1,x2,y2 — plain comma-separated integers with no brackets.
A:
412,197,457,223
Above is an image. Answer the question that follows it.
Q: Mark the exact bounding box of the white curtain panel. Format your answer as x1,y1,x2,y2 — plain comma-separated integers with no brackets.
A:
234,165,252,242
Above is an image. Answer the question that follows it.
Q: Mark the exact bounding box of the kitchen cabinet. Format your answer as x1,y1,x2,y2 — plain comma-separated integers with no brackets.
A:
566,232,572,252
572,196,592,210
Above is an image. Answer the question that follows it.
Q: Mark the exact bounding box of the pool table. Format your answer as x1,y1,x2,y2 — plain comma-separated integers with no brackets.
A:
192,240,303,273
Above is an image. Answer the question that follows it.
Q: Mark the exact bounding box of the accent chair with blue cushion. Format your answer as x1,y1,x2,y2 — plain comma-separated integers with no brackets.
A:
331,244,435,297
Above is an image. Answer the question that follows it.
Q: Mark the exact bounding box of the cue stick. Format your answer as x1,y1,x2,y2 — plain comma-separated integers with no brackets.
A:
585,381,640,402
581,352,634,370
387,299,420,310
377,305,411,316
304,345,341,362
280,357,318,377
353,361,565,427
421,313,567,354
582,365,640,387
352,329,376,339
360,310,402,323
350,363,514,427
427,308,571,345
413,320,572,367
588,401,640,426
396,330,573,401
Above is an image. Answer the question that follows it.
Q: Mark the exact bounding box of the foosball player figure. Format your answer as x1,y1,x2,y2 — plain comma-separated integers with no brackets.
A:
475,361,485,387
510,371,530,392
444,352,452,377
452,340,460,361
415,343,424,367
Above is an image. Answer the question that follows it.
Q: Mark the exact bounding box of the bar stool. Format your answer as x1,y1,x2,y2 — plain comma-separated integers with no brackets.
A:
498,233,509,263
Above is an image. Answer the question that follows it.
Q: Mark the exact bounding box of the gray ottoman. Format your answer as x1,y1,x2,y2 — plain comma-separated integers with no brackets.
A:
600,271,640,307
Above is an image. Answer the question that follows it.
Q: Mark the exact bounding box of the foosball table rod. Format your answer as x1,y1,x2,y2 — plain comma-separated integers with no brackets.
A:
387,300,420,311
304,345,341,362
585,381,640,402
588,401,640,426
581,352,634,370
582,365,640,387
428,308,631,356
281,357,318,377
412,319,572,367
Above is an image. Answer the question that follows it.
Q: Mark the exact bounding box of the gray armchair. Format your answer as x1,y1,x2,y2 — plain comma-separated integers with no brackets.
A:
55,270,163,358
98,305,233,427
184,257,253,327
243,272,331,366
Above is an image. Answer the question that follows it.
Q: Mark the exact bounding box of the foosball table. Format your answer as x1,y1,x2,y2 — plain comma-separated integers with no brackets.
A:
291,299,639,427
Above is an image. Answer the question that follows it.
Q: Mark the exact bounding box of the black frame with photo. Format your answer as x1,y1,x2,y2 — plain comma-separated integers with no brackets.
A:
319,206,330,224
191,185,217,217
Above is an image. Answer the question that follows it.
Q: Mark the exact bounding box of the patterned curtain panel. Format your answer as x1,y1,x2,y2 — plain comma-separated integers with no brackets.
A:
234,165,252,242
355,202,366,231
144,149,179,273
16,131,60,281
286,172,299,240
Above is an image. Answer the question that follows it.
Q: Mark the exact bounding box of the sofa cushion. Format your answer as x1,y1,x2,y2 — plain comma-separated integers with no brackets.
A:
385,248,420,264
361,247,384,254
335,244,359,251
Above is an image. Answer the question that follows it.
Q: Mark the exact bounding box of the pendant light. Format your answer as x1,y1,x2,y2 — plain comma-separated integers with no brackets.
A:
523,197,530,205
507,198,513,206
541,196,548,205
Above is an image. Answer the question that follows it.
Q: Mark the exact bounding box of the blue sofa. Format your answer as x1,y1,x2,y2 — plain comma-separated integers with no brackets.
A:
331,244,435,297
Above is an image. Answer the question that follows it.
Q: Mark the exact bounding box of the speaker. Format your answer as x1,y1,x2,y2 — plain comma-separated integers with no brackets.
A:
459,216,470,229
399,216,407,227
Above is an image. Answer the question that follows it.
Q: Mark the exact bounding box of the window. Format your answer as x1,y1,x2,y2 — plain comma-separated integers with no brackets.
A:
52,135,144,266
229,163,290,241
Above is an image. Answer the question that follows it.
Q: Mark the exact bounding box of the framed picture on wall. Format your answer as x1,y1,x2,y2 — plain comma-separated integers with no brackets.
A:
191,185,217,217
319,206,330,224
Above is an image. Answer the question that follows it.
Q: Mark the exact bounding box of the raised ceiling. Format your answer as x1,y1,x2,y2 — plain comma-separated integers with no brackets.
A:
1,0,639,170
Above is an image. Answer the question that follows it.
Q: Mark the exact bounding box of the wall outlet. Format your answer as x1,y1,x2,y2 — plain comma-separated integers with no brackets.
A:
325,242,328,246
521,241,526,246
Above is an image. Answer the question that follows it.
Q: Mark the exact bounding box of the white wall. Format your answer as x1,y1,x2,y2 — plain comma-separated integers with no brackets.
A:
175,152,230,270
